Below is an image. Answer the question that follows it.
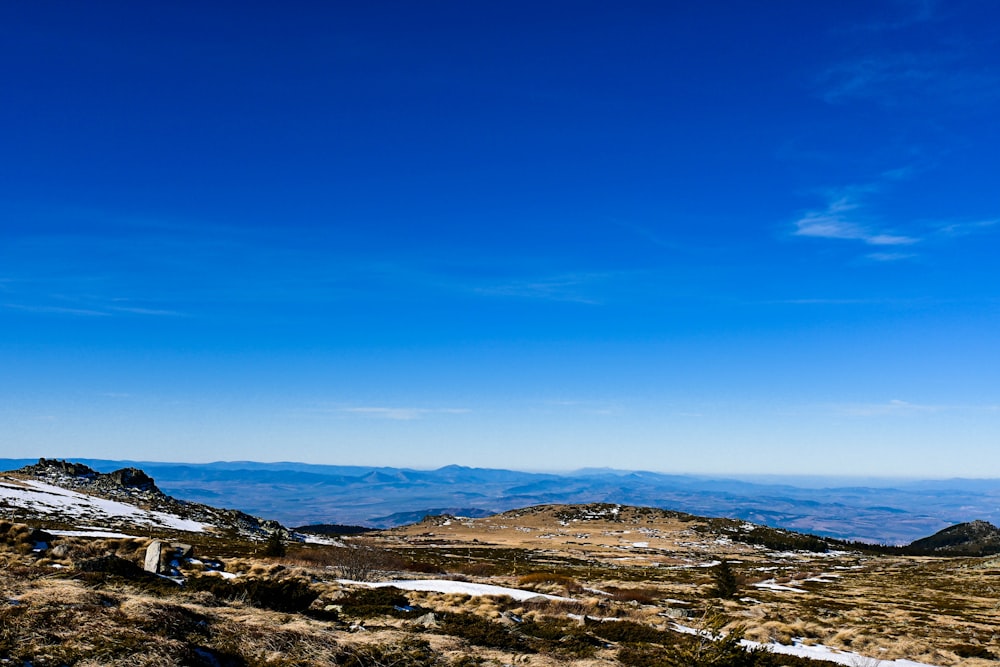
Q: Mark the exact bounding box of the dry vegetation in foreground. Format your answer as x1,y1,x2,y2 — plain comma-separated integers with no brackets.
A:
1,505,999,666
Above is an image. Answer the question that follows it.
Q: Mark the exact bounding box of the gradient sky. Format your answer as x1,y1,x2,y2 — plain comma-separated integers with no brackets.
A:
2,1,999,476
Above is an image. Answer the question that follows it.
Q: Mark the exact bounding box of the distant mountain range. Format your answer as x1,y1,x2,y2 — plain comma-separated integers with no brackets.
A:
2,458,997,544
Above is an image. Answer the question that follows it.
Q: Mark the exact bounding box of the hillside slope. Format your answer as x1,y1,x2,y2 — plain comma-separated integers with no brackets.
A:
0,458,288,540
906,520,1000,556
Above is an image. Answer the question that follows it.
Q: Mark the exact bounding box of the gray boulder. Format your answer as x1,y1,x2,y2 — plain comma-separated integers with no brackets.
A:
144,540,169,574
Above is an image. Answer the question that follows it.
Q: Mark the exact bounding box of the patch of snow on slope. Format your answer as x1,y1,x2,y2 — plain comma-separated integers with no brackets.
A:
301,534,345,546
741,637,942,667
339,579,570,601
753,579,807,593
0,479,208,533
48,529,136,538
673,623,941,667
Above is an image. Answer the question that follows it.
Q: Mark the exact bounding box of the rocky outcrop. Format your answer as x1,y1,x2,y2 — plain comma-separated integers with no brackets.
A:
17,460,161,498
15,459,293,541
107,467,158,492
906,520,1000,556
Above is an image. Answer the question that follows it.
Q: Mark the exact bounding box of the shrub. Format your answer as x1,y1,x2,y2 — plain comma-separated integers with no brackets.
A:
606,585,660,605
337,586,412,619
186,575,318,613
710,561,740,599
456,561,499,577
619,643,668,667
122,600,212,641
584,618,674,645
951,643,996,659
656,612,781,667
75,554,146,577
520,617,603,657
518,572,581,592
262,532,286,558
335,638,439,667
326,543,395,581
438,612,533,652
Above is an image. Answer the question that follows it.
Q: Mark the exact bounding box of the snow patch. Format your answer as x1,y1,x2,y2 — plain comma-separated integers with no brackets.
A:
338,579,571,601
48,529,137,538
753,579,807,593
0,479,208,533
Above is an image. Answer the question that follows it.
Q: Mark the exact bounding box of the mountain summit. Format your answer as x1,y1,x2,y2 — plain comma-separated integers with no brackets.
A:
17,458,162,497
3,458,289,540
906,520,1000,556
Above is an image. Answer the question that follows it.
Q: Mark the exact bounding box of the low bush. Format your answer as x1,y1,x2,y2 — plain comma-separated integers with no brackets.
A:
521,596,596,616
710,560,741,599
618,643,667,667
335,638,439,667
261,532,286,558
438,612,533,652
519,618,602,657
605,585,660,605
455,561,500,577
186,575,318,613
951,643,996,659
518,572,581,592
584,617,674,644
336,586,418,619
519,617,577,641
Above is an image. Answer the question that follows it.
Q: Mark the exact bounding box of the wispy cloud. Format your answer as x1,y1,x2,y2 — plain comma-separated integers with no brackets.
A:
831,399,1000,417
934,218,999,237
818,44,1000,108
792,190,919,247
3,303,110,317
472,272,616,305
543,399,624,417
106,304,186,317
819,53,940,105
791,175,998,259
337,406,471,421
2,297,184,318
767,297,911,305
609,219,688,253
863,251,917,262
838,399,937,417
848,0,937,33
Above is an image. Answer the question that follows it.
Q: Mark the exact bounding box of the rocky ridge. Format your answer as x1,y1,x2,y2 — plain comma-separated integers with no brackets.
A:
10,458,290,540
906,519,1000,556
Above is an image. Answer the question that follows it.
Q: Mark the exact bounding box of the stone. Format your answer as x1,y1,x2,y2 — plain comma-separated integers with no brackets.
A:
49,544,70,558
412,612,438,628
172,543,194,559
144,540,169,574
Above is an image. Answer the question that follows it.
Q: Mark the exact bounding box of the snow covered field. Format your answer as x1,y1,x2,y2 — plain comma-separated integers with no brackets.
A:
0,479,208,533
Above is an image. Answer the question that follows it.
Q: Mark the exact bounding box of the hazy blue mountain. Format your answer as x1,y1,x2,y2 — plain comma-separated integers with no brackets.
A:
3,458,996,544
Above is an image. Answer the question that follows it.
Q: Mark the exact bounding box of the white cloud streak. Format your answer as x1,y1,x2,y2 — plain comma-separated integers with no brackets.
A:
935,218,999,237
3,303,110,317
792,193,919,247
338,407,471,421
831,399,1000,417
472,272,617,305
864,251,917,262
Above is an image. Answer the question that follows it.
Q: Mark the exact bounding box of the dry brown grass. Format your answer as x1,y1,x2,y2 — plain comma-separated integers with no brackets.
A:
1,509,998,667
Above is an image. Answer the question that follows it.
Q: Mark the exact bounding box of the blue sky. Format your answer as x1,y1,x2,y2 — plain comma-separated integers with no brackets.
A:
2,1,999,476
